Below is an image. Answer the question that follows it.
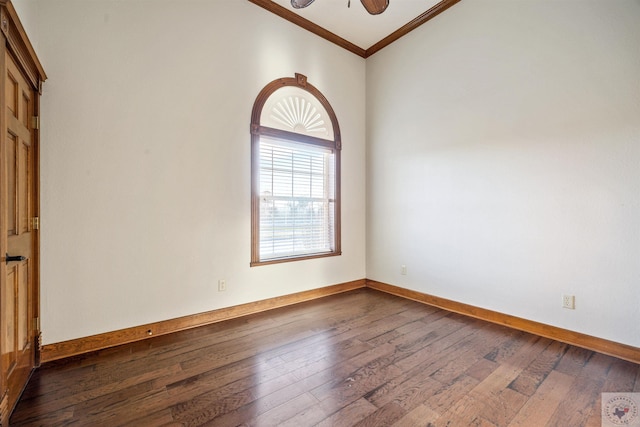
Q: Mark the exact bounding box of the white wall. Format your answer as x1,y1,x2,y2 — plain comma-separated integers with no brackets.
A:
11,0,39,54
36,0,366,344
26,0,640,349
366,0,640,347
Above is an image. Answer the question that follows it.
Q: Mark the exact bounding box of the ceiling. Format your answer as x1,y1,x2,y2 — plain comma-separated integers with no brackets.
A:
249,0,461,58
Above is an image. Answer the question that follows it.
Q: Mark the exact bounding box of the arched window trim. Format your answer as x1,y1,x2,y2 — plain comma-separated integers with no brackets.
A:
250,73,342,266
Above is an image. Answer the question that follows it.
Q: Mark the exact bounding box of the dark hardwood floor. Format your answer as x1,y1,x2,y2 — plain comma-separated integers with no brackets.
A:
12,289,640,426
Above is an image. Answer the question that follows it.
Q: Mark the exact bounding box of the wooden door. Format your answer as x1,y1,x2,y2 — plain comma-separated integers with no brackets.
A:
0,50,37,420
0,3,47,424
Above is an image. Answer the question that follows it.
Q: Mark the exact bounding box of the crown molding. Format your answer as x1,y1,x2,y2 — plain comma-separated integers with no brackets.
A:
247,0,461,59
248,0,367,57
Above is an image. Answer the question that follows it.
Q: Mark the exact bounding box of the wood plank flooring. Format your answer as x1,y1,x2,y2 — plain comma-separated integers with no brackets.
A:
11,289,640,426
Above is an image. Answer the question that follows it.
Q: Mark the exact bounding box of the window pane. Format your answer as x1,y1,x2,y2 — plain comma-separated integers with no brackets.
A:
259,137,335,260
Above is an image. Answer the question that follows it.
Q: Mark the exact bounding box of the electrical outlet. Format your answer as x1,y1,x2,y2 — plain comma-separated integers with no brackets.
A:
218,279,226,292
562,294,575,309
401,265,407,275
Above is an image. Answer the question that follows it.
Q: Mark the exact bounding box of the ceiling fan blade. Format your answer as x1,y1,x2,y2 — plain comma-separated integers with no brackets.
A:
291,0,315,8
360,0,389,15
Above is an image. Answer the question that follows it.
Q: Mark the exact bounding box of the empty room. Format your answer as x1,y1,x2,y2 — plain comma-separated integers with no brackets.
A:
1,0,639,425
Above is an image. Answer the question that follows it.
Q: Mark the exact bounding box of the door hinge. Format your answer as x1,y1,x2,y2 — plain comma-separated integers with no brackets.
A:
32,116,40,130
33,317,40,330
31,217,39,230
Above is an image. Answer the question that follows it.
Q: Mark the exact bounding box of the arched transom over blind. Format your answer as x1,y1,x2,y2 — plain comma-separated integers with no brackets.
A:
250,74,342,266
260,85,335,140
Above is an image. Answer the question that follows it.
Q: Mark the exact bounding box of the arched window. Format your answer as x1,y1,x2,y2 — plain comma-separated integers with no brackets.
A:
250,73,341,266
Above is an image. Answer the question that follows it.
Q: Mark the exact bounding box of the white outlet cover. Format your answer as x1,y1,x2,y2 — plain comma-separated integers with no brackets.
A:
562,295,575,309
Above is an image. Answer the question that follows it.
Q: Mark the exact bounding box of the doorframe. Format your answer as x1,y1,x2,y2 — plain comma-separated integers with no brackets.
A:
0,1,46,424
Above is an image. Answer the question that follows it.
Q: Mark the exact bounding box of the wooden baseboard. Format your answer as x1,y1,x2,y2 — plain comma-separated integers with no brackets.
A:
41,278,640,365
40,279,366,363
366,279,640,365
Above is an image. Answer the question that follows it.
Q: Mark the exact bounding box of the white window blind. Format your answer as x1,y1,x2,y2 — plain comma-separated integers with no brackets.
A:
259,137,336,261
